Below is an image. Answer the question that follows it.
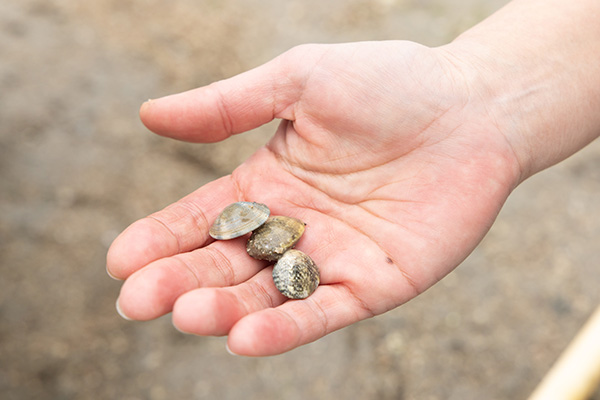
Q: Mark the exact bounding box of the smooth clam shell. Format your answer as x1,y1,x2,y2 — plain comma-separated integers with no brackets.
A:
209,202,270,240
272,249,320,299
246,216,306,262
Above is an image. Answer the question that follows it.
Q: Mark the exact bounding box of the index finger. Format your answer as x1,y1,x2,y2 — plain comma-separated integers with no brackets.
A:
106,176,239,280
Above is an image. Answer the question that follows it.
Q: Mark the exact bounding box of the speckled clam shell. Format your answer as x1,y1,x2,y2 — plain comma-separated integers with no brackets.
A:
272,249,320,299
246,216,306,262
209,202,270,240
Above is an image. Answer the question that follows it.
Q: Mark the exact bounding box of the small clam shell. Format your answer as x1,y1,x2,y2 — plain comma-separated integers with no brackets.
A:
272,249,320,299
246,216,306,262
209,202,270,240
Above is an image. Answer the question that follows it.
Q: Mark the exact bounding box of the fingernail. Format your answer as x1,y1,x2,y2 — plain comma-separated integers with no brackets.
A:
225,343,238,356
106,267,122,281
139,99,153,114
172,321,190,335
116,298,132,321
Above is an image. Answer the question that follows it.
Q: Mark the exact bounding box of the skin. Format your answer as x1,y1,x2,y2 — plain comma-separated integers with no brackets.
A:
107,0,600,356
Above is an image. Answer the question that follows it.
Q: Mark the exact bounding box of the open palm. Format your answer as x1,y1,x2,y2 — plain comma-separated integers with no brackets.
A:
107,41,520,356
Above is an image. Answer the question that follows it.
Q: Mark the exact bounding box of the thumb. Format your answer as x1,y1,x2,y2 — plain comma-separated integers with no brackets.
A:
139,45,318,143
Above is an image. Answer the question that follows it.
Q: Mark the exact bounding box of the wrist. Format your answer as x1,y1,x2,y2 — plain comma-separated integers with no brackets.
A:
438,0,600,183
436,39,541,184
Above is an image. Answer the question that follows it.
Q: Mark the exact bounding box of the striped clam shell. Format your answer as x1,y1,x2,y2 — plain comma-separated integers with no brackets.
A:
209,202,270,240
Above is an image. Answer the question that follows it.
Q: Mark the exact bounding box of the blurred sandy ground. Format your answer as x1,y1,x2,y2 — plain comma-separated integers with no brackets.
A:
1,0,599,399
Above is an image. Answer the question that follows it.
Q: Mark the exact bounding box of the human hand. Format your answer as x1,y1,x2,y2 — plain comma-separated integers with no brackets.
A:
107,40,521,356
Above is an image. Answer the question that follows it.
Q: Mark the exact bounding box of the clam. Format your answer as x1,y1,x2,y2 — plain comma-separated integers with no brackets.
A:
246,216,306,262
209,202,270,240
272,249,320,299
210,202,320,299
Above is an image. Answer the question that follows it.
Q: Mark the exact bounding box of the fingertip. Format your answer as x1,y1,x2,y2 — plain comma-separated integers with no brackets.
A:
225,342,239,356
139,98,157,131
172,289,244,337
115,298,133,321
106,263,123,281
140,98,153,111
106,232,130,281
106,226,140,280
106,218,179,280
118,259,200,321
171,290,204,334
227,309,300,356
138,94,181,138
139,99,149,117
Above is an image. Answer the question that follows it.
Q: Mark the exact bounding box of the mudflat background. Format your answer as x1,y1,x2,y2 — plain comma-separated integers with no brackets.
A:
2,1,599,399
